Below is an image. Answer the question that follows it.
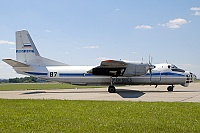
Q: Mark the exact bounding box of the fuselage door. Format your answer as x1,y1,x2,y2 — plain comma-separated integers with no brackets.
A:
150,72,161,82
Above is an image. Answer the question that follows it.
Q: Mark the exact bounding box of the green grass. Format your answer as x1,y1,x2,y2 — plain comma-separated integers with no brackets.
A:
0,83,104,91
0,99,199,133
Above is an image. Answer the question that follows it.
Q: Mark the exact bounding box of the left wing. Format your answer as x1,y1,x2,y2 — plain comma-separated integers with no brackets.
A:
87,60,151,77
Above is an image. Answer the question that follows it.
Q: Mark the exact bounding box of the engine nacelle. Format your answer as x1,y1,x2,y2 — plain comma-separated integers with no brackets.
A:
123,63,149,77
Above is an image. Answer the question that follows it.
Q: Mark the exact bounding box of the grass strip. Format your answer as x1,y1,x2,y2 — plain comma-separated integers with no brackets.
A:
0,99,199,133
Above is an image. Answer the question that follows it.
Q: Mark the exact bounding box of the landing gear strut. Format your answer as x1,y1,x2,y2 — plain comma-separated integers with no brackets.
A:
108,77,116,93
167,85,174,91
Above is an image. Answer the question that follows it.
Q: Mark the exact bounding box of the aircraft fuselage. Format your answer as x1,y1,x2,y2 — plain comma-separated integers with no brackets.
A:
14,64,194,87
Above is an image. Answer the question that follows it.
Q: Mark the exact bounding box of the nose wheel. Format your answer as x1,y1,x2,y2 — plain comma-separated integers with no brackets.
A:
167,85,174,91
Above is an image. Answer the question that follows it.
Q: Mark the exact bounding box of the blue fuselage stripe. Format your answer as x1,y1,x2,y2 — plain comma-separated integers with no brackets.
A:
25,72,48,76
24,72,185,77
59,73,93,77
146,72,185,77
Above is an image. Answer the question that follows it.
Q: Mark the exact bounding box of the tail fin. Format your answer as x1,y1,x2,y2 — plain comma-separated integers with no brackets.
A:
16,30,66,66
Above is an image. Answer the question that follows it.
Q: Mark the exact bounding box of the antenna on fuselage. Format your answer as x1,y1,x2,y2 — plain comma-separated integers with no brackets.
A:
142,57,143,64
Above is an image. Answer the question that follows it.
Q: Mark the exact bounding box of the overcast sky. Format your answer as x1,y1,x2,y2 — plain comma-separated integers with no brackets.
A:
0,0,200,79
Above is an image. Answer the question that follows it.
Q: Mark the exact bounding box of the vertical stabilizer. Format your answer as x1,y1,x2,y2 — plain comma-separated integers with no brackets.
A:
16,30,40,62
16,30,67,66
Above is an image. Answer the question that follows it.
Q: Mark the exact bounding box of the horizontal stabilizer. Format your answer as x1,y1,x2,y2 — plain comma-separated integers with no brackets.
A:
2,59,29,67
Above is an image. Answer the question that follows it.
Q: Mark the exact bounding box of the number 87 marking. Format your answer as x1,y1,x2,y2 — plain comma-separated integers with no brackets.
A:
50,72,57,77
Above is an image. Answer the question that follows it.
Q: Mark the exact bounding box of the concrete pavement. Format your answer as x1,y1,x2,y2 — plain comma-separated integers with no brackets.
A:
0,83,199,102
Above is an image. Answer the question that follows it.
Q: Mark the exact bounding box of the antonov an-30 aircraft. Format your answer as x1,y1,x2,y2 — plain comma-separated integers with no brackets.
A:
3,30,196,93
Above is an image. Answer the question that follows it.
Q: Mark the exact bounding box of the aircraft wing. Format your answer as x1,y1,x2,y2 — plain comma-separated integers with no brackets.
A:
87,60,127,77
100,60,127,67
2,59,29,67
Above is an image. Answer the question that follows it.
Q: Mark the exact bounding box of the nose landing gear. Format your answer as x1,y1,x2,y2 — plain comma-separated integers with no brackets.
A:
167,85,174,91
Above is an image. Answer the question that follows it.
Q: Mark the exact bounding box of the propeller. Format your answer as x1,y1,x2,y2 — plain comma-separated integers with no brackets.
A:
148,55,155,77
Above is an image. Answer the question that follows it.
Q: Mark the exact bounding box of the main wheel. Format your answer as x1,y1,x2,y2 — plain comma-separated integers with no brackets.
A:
108,85,116,93
167,86,174,91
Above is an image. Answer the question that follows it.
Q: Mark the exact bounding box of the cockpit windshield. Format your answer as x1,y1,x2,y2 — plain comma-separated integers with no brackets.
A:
171,64,185,72
171,65,178,69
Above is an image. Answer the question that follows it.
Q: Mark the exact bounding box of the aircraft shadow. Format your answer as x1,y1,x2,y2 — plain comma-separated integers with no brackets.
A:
135,90,200,93
21,90,107,95
22,89,145,99
22,91,46,95
21,89,199,99
115,89,199,98
116,89,145,98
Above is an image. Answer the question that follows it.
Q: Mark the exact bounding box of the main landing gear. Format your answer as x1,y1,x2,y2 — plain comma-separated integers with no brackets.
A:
108,85,116,93
108,77,116,93
167,85,174,91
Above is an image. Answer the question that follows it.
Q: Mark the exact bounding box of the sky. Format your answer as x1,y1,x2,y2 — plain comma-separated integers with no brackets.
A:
0,0,200,79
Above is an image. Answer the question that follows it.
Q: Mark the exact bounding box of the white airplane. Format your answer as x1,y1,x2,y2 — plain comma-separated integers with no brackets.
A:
3,30,196,93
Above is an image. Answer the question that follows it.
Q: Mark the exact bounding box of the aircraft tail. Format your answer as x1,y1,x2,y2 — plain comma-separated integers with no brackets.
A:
15,30,66,66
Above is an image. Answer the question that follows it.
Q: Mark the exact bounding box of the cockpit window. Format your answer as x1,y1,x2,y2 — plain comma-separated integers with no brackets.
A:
171,69,185,72
171,65,185,72
171,65,178,69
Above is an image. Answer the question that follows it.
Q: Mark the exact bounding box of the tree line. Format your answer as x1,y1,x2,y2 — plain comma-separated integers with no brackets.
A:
0,77,46,83
9,76,37,83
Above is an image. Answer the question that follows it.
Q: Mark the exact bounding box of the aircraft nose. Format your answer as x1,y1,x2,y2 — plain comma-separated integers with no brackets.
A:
191,73,197,81
186,72,196,83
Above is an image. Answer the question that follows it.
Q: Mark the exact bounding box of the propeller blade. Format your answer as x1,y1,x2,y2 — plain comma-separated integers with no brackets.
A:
148,55,155,77
149,68,152,77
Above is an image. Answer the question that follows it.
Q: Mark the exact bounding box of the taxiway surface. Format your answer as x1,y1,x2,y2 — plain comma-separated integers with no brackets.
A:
0,83,199,102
